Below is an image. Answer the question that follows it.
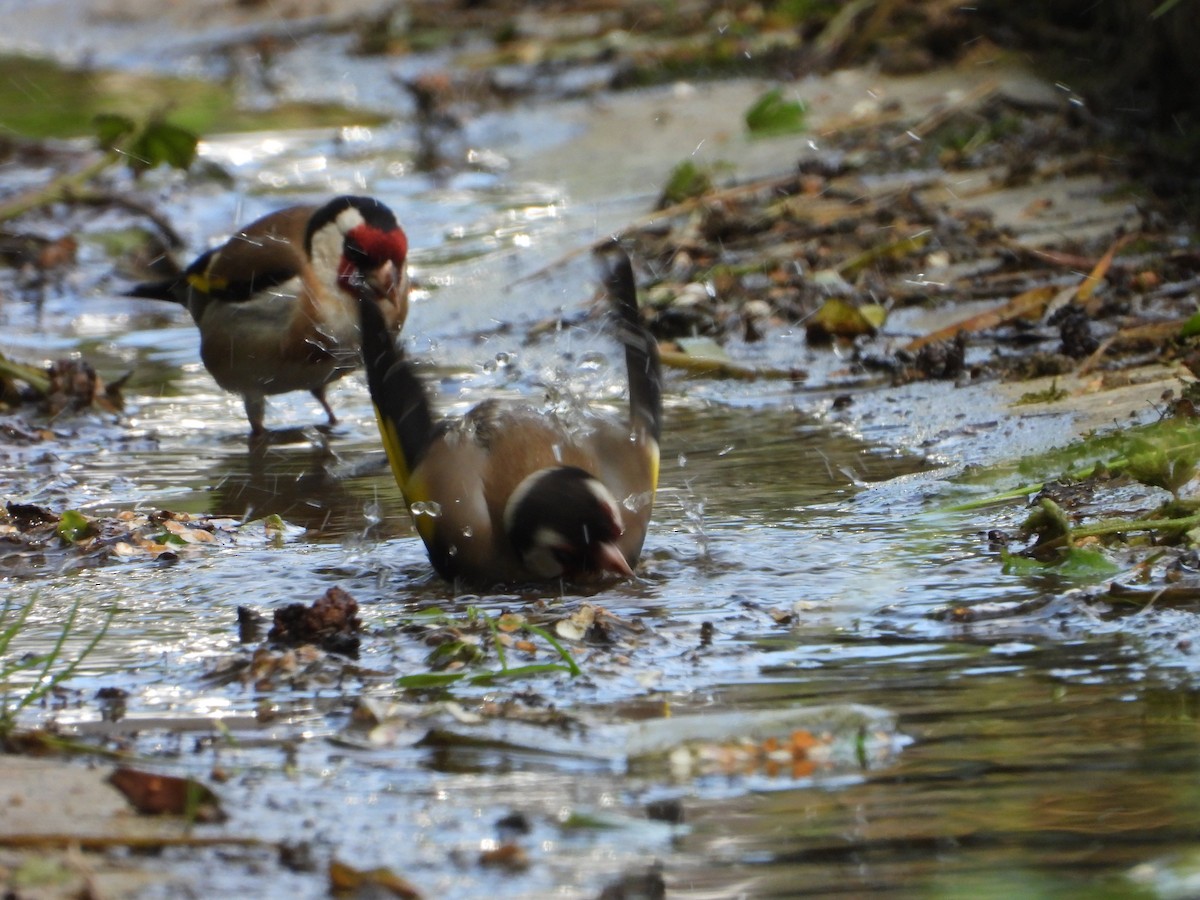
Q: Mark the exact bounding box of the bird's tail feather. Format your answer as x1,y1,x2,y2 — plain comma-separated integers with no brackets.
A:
357,292,436,491
599,242,662,444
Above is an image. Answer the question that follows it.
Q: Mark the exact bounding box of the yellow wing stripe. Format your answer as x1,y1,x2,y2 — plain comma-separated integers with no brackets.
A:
186,272,228,294
373,405,437,546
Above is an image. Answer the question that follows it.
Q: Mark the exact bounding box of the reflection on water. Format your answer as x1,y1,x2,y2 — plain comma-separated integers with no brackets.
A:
670,640,1195,898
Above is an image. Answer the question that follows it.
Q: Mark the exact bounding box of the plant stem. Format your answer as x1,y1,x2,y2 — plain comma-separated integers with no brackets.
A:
0,150,119,223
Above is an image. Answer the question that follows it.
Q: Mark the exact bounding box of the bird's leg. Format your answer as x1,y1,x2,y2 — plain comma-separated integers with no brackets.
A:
243,393,267,437
311,385,338,426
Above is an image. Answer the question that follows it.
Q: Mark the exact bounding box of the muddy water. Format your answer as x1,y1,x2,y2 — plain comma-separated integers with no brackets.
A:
2,33,1199,900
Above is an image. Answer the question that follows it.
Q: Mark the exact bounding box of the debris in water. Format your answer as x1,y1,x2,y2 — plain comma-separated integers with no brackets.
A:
108,766,225,823
267,586,362,657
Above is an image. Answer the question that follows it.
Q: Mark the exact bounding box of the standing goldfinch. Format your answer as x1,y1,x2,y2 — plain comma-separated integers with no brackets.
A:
358,244,661,586
129,195,410,436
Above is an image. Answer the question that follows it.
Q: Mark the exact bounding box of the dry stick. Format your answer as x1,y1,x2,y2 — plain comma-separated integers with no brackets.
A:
1076,319,1190,377
999,238,1113,272
1075,231,1135,303
0,151,119,224
885,79,1000,150
70,189,186,249
902,231,1138,354
902,282,1060,353
657,348,801,381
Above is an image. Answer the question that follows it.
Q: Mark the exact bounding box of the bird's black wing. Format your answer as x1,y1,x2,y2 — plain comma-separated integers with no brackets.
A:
358,291,437,492
126,248,298,307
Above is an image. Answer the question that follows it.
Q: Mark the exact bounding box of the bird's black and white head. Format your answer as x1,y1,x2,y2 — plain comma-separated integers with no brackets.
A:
306,195,409,303
504,466,633,580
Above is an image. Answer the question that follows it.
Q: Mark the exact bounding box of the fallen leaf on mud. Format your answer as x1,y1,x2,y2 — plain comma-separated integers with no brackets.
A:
55,508,94,543
555,604,596,642
108,767,225,823
479,841,530,871
329,858,422,898
673,335,732,363
1,505,243,574
805,298,883,343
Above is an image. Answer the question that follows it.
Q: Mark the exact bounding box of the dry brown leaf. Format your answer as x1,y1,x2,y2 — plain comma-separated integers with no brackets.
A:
329,858,423,898
108,767,224,823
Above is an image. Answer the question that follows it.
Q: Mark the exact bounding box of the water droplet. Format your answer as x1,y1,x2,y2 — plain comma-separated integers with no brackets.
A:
717,444,734,457
552,444,563,463
623,491,654,513
362,501,382,525
677,453,688,467
447,544,458,557
410,501,442,518
461,525,474,538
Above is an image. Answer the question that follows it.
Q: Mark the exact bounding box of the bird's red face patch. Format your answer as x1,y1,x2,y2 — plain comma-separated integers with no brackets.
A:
352,223,408,267
338,223,408,295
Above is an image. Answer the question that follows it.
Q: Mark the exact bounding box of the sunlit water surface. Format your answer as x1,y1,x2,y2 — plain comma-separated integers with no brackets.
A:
2,64,1199,900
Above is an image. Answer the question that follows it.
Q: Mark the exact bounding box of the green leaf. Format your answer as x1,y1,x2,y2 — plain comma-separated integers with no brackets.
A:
56,509,94,543
1179,310,1200,338
674,336,732,363
426,639,484,669
396,672,465,689
93,113,136,151
126,120,199,174
1001,546,1119,580
744,88,807,137
468,663,575,685
659,159,713,206
559,811,623,830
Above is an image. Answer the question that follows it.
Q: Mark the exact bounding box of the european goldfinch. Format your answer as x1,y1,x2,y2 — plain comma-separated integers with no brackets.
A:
129,195,410,436
358,244,661,586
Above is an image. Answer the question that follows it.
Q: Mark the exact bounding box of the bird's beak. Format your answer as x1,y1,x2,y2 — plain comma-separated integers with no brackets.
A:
365,259,400,299
594,541,635,578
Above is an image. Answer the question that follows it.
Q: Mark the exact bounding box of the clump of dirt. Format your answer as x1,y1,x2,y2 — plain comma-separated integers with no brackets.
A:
267,586,363,657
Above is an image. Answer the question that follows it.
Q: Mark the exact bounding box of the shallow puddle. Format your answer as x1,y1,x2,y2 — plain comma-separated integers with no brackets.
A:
3,21,1200,900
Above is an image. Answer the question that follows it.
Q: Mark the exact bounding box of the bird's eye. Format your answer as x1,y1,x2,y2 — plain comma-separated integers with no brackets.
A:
552,546,581,570
343,238,371,267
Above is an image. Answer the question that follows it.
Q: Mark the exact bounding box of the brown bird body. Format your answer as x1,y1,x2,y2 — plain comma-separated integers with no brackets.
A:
359,245,661,586
129,196,410,435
